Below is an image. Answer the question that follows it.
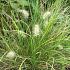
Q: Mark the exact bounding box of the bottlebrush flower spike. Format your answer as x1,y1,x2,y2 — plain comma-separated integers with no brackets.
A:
33,24,40,36
19,9,29,19
43,11,51,19
6,51,16,59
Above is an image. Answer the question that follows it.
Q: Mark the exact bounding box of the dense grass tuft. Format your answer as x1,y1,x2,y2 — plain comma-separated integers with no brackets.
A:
0,0,70,70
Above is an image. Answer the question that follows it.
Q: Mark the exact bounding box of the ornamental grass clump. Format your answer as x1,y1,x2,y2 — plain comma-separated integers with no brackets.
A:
0,0,70,70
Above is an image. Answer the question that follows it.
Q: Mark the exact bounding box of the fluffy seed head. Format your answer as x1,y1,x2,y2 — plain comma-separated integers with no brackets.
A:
43,11,51,19
19,9,29,18
6,51,16,59
33,24,40,36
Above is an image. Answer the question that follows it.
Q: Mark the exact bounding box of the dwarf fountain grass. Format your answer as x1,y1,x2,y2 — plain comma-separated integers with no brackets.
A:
0,0,70,70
